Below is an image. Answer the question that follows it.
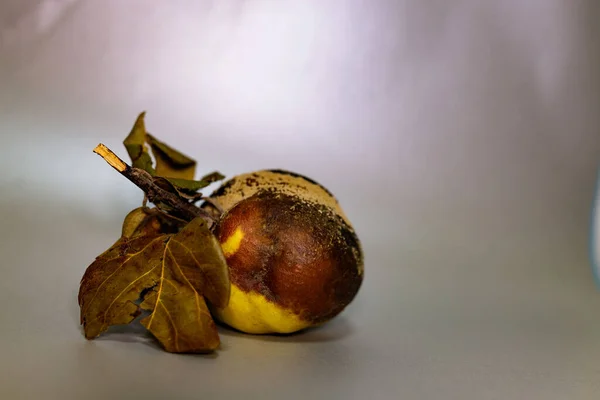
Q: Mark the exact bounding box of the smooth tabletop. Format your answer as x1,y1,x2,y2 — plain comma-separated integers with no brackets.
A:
2,1,600,399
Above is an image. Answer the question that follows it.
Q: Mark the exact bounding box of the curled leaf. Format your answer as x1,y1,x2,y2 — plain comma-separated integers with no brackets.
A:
146,133,196,180
78,216,230,353
120,113,226,200
154,173,225,198
121,207,151,238
167,171,225,194
123,112,155,174
164,177,215,194
122,207,184,238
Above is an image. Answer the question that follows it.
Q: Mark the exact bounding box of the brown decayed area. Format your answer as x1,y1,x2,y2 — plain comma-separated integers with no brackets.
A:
215,190,363,324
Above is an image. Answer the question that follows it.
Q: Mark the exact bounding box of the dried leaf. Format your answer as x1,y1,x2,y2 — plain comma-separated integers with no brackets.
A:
198,171,226,184
122,207,183,238
78,235,166,335
168,217,230,308
153,173,224,198
140,273,217,353
166,171,225,194
121,207,150,238
78,216,230,353
146,133,196,180
164,177,214,194
123,112,155,174
121,113,225,197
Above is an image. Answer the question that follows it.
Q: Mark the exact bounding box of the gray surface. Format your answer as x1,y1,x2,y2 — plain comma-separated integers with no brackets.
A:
2,1,600,399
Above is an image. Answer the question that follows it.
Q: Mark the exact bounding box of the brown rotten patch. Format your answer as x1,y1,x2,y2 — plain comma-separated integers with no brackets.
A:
214,188,363,325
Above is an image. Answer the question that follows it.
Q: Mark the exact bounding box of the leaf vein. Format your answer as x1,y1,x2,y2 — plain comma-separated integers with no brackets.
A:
146,239,169,329
171,238,221,300
160,301,179,352
166,246,204,332
93,264,159,327
81,237,164,318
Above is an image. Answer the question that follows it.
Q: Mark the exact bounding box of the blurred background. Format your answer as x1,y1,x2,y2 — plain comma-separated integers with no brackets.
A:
1,1,600,399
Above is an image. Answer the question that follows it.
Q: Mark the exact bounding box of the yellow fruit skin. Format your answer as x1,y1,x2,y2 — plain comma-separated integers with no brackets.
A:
211,285,312,334
207,170,363,334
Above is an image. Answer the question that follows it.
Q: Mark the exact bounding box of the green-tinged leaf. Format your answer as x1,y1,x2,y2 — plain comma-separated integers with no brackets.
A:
165,177,213,194
146,133,196,179
152,175,224,199
78,215,230,353
162,171,226,195
123,112,155,174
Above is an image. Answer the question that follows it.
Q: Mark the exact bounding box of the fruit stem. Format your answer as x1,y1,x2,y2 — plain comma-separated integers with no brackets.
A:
93,144,217,227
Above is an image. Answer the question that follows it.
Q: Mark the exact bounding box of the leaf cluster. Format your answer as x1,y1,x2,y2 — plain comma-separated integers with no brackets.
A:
123,112,224,200
79,113,229,353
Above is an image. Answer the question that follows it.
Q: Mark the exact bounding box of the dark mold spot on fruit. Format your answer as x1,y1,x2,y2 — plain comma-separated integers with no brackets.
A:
267,169,334,197
245,177,259,187
211,178,236,197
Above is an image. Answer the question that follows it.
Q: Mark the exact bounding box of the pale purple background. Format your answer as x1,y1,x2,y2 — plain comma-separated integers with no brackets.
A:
1,1,600,399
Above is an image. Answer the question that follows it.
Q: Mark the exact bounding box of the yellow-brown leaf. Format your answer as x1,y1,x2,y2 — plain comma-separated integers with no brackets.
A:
146,133,196,180
139,244,219,352
78,214,230,353
78,235,167,336
168,217,231,308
